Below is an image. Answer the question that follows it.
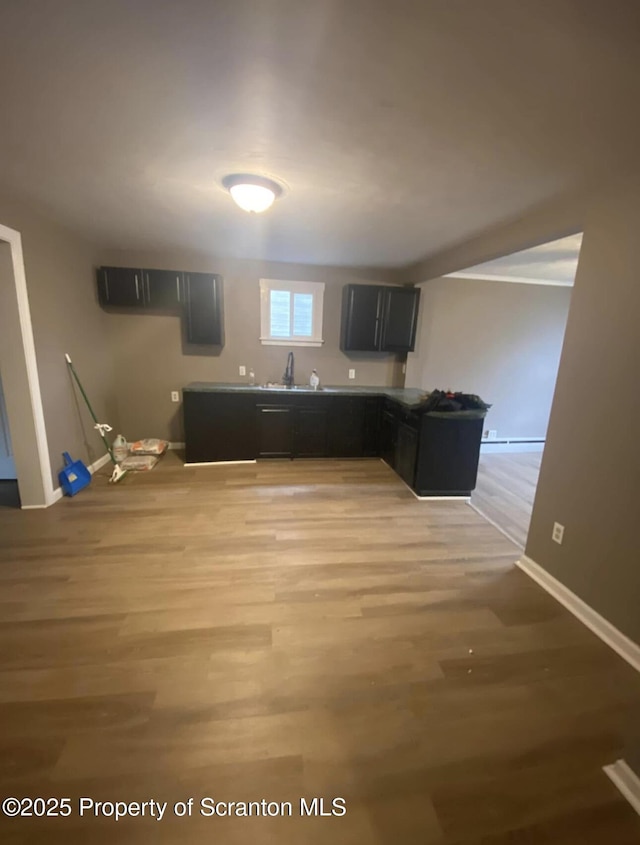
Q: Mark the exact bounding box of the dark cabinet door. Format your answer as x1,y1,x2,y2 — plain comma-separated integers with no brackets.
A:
183,392,257,463
341,285,383,352
257,405,294,457
184,273,224,345
144,269,183,309
414,416,484,495
327,397,366,457
363,397,381,456
395,422,418,488
295,407,328,457
380,407,398,468
97,267,145,307
381,286,420,352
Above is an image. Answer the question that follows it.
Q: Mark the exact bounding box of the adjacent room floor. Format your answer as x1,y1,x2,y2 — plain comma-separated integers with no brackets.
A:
0,453,638,844
471,451,543,549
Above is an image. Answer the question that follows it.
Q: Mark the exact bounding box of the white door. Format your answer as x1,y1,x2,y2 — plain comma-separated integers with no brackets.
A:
0,372,17,479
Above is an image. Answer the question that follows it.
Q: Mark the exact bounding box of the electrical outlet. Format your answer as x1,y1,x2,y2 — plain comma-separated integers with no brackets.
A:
239,365,246,376
552,522,565,544
170,391,180,403
348,368,355,379
488,430,498,440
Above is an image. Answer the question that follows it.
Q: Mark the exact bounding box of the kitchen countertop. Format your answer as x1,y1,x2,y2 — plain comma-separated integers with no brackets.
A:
183,382,430,409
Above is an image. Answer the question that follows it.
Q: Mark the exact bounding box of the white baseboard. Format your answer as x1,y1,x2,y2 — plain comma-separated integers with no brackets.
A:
481,442,545,454
184,460,257,467
32,452,112,509
412,492,471,502
604,759,640,817
517,555,640,674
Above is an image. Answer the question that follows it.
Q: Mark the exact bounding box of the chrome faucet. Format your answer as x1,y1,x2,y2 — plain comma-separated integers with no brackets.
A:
282,351,295,387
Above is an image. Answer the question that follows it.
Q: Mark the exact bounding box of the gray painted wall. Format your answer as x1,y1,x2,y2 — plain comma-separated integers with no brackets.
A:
525,187,640,645
98,249,404,441
405,277,571,439
0,194,118,488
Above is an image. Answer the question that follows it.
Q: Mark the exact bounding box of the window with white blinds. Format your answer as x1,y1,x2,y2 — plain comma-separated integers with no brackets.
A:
259,279,325,346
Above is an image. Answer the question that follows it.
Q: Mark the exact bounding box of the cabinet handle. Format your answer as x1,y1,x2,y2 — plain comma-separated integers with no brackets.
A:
134,274,140,300
104,272,109,301
261,408,288,413
145,274,150,304
374,292,383,349
176,276,181,303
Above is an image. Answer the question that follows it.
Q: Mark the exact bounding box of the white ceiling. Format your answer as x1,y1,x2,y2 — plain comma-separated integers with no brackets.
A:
447,233,583,286
1,1,639,268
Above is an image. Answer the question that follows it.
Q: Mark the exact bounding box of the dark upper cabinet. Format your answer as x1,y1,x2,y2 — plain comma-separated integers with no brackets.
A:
144,269,183,309
97,266,145,307
381,286,420,352
341,284,420,353
184,273,224,345
341,285,383,352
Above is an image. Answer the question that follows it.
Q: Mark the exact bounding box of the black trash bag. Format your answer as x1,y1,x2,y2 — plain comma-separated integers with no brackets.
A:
422,389,491,419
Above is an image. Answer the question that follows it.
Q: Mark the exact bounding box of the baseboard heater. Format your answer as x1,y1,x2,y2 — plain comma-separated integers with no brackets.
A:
482,437,545,445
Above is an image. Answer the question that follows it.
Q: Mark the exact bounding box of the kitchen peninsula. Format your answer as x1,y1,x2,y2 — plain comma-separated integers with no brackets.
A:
183,383,485,498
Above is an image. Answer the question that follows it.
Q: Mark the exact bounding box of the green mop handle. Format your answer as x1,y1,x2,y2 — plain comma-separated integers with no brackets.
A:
65,353,116,464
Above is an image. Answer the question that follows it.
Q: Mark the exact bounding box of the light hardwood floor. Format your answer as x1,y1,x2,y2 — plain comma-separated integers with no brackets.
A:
471,451,543,548
0,453,638,844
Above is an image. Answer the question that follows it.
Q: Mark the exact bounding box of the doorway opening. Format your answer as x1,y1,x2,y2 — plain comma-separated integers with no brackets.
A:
404,231,582,548
0,369,19,508
453,233,583,548
0,225,54,508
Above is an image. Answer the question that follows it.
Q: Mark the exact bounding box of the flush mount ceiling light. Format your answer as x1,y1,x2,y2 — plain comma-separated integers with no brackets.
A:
222,174,283,213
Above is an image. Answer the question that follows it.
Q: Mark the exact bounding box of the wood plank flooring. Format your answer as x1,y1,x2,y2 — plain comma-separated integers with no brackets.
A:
0,453,638,844
471,451,543,548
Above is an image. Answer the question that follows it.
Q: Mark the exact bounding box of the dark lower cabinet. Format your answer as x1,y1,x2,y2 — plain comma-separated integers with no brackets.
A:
380,408,398,468
414,416,484,496
184,273,224,345
184,389,483,497
144,269,183,309
184,392,256,463
97,267,145,307
328,397,366,457
395,422,418,487
363,398,381,456
257,405,294,457
295,407,328,457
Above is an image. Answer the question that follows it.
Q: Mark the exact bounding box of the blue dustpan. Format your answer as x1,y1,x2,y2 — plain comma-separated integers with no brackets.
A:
59,451,92,496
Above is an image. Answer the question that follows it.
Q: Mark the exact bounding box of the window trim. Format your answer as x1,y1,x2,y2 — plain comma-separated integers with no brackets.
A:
259,279,325,347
